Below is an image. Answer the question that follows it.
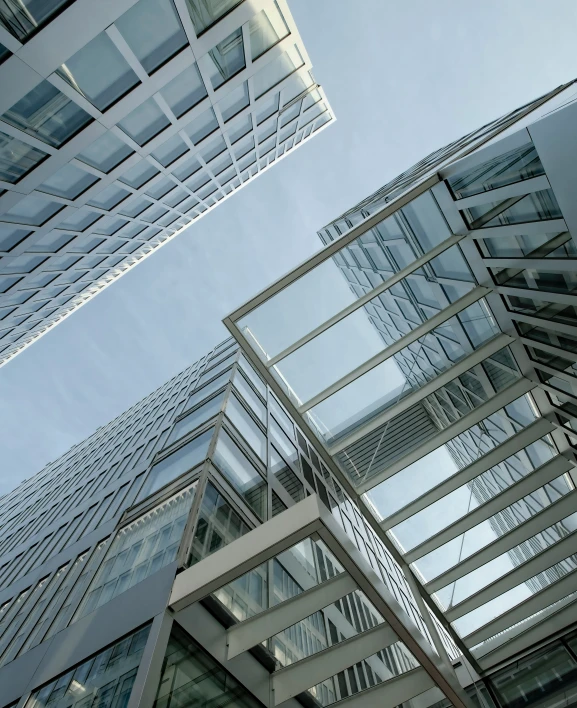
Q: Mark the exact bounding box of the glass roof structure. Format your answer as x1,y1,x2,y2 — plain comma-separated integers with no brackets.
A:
224,79,577,674
0,0,334,367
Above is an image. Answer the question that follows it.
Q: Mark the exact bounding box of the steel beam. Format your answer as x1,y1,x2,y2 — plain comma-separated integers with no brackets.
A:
425,491,577,594
226,572,357,660
403,454,573,564
272,623,398,704
453,175,550,210
353,378,536,493
467,219,567,240
381,417,555,531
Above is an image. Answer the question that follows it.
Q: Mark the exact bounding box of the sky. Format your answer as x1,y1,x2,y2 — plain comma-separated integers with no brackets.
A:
2,0,577,497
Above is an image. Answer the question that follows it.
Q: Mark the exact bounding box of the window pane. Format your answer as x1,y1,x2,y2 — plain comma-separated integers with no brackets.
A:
59,208,101,231
0,225,31,252
57,32,140,111
151,133,188,167
118,98,171,145
140,428,212,499
24,626,151,708
119,159,159,188
218,81,250,122
116,0,188,74
200,28,246,90
38,163,98,199
0,129,48,183
225,393,266,460
182,107,218,144
184,369,230,412
87,183,130,210
213,429,267,519
189,482,251,564
253,46,303,99
168,392,224,446
75,485,196,620
249,3,289,61
0,0,70,42
159,63,207,118
78,131,134,172
2,195,63,226
185,0,243,35
2,81,92,147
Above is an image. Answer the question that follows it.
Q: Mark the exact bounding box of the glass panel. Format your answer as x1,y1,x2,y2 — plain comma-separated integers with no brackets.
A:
212,429,267,519
119,159,159,188
184,370,231,412
38,163,98,199
182,107,219,144
0,129,47,183
116,0,188,74
59,207,101,231
413,476,574,583
168,391,224,445
24,626,150,708
151,133,188,166
449,143,545,199
189,482,251,565
77,131,134,172
0,225,32,252
466,189,562,228
159,63,207,118
2,81,92,148
249,3,290,60
253,46,303,98
152,624,261,708
225,393,266,460
75,485,196,620
185,0,243,35
87,183,130,210
2,195,63,226
200,28,246,90
57,32,140,111
271,445,304,503
233,369,266,423
0,0,71,42
139,428,212,499
218,81,250,122
118,97,171,146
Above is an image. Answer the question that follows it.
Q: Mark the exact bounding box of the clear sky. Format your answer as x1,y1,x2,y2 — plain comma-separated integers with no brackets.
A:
2,0,577,497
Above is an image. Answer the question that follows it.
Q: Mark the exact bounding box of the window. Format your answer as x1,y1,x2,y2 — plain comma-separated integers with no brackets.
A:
249,3,289,60
59,208,101,231
2,81,92,148
213,429,267,518
183,107,219,144
151,134,188,167
0,130,48,183
139,428,212,499
0,0,72,42
218,81,250,121
0,225,32,252
38,163,98,199
78,131,134,172
225,393,266,460
87,183,130,210
200,28,246,90
115,0,188,74
25,626,151,708
118,98,171,146
119,159,159,189
252,46,303,98
159,63,207,118
168,392,224,446
185,0,243,35
75,485,196,619
57,33,140,111
2,195,63,226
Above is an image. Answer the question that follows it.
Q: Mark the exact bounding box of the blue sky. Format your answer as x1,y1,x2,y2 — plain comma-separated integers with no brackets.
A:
2,0,577,496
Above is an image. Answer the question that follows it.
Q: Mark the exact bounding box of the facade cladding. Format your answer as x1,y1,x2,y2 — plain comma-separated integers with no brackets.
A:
0,0,333,368
225,80,577,708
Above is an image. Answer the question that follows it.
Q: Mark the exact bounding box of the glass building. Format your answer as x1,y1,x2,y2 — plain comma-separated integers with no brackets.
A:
0,0,333,368
4,82,577,708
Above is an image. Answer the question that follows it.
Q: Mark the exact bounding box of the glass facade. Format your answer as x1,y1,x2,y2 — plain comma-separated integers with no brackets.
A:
0,0,334,368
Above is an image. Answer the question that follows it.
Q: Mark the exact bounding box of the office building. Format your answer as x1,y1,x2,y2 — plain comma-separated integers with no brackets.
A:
3,82,577,708
225,79,577,703
0,0,333,367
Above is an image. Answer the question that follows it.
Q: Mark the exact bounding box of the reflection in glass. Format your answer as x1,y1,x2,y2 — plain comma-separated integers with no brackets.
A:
0,130,48,183
24,625,150,708
213,429,267,519
253,46,303,98
75,485,196,620
2,81,92,148
38,163,98,199
118,98,171,145
225,393,266,461
58,33,140,111
185,0,243,35
200,28,245,90
249,3,290,60
159,63,207,117
77,131,134,172
168,391,223,445
116,0,188,74
0,0,71,41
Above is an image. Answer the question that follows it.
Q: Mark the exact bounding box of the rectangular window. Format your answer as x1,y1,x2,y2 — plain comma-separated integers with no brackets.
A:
200,28,246,90
75,484,196,620
0,130,48,184
167,391,224,446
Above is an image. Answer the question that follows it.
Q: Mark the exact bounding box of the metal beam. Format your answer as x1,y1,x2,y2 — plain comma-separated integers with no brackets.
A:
463,568,577,648
425,491,577,594
226,572,357,659
319,667,436,708
467,219,567,240
352,378,536,493
226,174,441,323
381,417,555,531
519,335,577,363
324,333,513,447
496,285,577,307
403,454,574,564
267,233,470,369
485,257,577,272
453,175,550,210
509,312,577,338
271,623,398,704
445,529,577,621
